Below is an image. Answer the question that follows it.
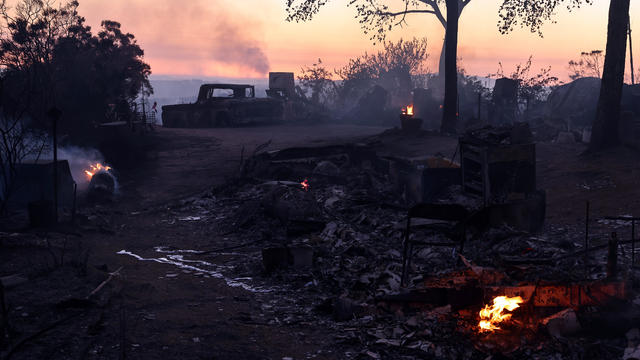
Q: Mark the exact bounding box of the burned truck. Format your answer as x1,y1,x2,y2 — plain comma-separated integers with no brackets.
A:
162,73,296,128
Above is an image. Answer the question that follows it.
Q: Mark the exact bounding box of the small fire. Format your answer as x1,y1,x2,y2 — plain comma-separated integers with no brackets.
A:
401,104,414,116
300,179,309,191
84,162,111,180
478,296,523,332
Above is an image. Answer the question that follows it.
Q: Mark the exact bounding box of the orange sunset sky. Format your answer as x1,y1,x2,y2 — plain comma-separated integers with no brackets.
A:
76,0,639,82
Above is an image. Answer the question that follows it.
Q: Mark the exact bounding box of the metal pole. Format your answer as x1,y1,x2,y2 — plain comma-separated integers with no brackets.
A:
47,107,61,224
630,21,635,85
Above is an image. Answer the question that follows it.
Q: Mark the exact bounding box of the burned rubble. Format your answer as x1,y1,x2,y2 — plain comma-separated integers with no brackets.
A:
111,126,640,359
0,1,638,357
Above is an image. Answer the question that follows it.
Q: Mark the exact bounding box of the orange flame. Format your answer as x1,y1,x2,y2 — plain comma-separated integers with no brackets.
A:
84,162,111,180
300,179,309,191
401,105,414,116
478,296,523,332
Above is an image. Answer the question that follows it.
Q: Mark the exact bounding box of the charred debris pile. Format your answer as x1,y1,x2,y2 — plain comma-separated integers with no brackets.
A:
162,126,640,359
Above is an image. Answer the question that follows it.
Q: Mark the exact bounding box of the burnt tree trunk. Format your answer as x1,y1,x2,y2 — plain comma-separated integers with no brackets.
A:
589,0,630,151
441,0,459,134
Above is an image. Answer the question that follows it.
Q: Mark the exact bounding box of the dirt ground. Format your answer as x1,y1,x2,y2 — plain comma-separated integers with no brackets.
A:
2,124,640,359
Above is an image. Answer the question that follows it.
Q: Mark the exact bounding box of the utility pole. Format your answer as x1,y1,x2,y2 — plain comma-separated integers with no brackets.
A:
629,20,635,85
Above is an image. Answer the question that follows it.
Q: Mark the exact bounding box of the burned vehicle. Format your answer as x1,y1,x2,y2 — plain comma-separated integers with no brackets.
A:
162,73,297,128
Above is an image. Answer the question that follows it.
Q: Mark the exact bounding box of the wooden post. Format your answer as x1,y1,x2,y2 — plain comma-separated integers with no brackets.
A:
141,99,147,134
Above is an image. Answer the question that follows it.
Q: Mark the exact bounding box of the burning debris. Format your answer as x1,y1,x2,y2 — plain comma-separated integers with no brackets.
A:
84,162,112,180
478,295,523,332
107,127,639,359
85,162,118,202
401,104,414,116
300,178,310,191
400,104,422,132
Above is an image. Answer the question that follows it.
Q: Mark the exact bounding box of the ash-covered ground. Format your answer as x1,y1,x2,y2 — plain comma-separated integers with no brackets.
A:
2,124,640,359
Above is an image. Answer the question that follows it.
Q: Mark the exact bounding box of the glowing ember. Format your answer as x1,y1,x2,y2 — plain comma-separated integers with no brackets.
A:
478,296,523,332
84,162,111,180
401,104,414,116
300,179,309,191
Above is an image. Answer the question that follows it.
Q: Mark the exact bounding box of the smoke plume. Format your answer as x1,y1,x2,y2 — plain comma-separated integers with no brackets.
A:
79,0,270,75
37,146,111,191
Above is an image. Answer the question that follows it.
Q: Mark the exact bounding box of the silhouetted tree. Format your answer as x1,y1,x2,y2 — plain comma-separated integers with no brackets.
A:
441,0,458,133
298,59,335,107
286,0,471,76
498,0,630,151
285,0,467,133
568,50,604,80
0,0,83,126
334,37,429,108
492,56,560,103
589,0,629,151
491,55,560,119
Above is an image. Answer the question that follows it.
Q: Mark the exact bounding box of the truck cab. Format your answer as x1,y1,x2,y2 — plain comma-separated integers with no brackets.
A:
196,84,255,103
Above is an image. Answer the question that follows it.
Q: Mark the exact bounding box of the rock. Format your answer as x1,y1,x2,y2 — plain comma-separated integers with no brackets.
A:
313,160,340,177
541,308,581,339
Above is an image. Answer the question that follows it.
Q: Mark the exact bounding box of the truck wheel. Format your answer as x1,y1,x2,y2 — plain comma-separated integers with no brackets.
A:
215,112,231,127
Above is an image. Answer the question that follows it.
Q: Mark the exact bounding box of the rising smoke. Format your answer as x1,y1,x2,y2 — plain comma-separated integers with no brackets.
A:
79,0,270,75
36,145,111,191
